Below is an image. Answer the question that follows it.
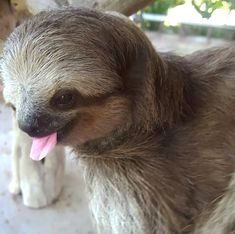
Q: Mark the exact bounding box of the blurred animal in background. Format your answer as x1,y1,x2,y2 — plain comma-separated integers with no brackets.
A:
1,7,235,233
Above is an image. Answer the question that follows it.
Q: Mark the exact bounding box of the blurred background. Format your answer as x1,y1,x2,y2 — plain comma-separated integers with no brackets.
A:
0,0,234,234
135,0,235,53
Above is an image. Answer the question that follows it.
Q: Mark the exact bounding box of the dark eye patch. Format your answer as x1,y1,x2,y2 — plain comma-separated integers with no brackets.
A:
50,89,79,110
50,88,123,111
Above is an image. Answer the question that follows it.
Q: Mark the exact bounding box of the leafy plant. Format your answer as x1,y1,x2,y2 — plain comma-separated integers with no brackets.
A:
142,0,185,30
144,0,185,14
192,0,232,19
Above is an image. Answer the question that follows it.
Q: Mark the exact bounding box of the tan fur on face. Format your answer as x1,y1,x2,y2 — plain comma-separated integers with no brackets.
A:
63,96,131,145
1,8,235,234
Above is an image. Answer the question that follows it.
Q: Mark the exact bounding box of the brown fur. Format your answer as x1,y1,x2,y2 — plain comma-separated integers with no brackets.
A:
1,8,235,233
0,0,15,40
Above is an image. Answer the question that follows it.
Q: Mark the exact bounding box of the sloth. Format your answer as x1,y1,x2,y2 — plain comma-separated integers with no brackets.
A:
1,7,235,234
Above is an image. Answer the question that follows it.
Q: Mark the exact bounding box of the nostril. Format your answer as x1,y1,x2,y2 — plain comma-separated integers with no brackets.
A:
17,112,55,137
32,118,39,128
18,119,40,137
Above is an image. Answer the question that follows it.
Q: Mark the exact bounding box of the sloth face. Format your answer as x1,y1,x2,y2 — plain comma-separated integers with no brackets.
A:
1,7,157,160
3,85,131,147
1,9,137,149
2,53,132,147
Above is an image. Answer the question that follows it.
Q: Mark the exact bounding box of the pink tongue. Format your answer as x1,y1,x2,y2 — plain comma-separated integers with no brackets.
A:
30,132,57,161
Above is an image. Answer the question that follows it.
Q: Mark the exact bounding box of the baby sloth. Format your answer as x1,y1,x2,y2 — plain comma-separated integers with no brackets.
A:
1,8,235,234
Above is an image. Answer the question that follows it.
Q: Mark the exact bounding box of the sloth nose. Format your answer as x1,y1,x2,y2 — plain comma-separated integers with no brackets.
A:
18,114,52,138
18,118,40,137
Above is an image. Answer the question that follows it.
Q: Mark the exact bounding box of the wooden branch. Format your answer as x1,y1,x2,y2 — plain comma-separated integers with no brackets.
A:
67,0,154,16
0,0,15,40
24,0,154,16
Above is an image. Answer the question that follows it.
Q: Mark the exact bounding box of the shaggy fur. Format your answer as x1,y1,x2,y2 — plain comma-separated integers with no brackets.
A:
1,7,235,233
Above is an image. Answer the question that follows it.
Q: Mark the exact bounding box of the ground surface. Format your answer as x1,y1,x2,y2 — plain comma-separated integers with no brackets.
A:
0,32,231,234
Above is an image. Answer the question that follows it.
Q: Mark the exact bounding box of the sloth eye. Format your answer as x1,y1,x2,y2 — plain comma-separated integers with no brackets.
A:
58,93,73,105
51,89,77,110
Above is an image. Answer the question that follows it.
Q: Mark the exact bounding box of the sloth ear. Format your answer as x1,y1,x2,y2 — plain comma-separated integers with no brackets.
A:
122,45,190,128
102,15,189,127
121,45,159,128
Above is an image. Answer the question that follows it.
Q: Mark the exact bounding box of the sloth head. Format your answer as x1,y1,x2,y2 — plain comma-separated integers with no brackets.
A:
1,8,182,157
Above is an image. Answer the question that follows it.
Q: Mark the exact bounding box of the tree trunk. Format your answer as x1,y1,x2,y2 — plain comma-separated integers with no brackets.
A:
25,0,154,16
67,0,154,16
0,0,15,40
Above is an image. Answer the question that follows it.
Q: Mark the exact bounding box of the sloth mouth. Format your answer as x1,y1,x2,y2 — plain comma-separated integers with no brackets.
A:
30,118,77,161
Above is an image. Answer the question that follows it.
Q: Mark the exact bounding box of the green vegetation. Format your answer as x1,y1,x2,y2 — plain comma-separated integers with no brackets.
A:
141,0,234,39
144,0,185,14
142,0,185,30
143,0,233,16
192,0,231,19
